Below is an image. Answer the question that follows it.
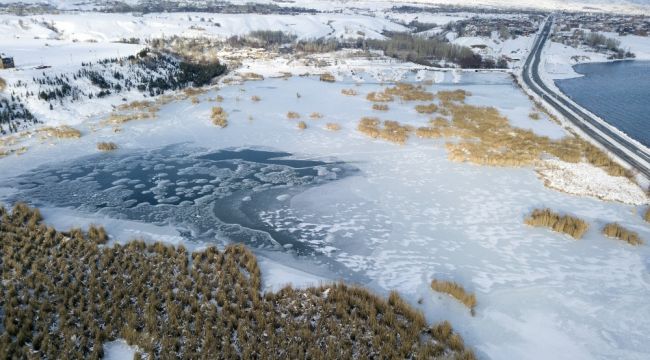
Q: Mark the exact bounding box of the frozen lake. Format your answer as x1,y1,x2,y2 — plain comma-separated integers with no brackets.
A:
0,71,648,360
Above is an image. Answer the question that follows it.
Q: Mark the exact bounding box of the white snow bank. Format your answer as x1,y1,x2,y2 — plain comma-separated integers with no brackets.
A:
257,256,328,292
536,159,648,205
103,339,138,360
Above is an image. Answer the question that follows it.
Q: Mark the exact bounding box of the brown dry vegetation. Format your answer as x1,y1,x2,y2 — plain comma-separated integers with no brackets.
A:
297,121,307,130
602,223,644,246
251,95,261,102
341,88,358,96
420,91,634,177
326,123,341,131
287,111,301,119
357,117,413,145
240,72,264,81
384,83,434,102
0,203,475,359
529,112,541,120
0,77,6,92
319,73,336,82
430,280,477,316
37,126,81,139
525,208,589,239
310,112,323,119
97,142,118,152
366,92,394,102
211,106,228,128
372,104,389,111
416,103,439,114
645,208,650,223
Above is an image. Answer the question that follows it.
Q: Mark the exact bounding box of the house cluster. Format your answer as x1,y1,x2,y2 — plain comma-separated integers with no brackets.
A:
448,16,541,39
0,53,15,69
556,14,650,37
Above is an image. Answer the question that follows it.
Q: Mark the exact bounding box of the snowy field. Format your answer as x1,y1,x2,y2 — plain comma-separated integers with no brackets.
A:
1,4,650,360
0,70,649,359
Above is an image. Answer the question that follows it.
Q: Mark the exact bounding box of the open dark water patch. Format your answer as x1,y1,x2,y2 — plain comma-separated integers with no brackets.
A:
5,144,369,279
555,60,650,148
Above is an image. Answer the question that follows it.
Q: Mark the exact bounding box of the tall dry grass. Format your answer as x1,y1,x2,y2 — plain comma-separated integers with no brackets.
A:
341,89,358,96
38,126,81,139
602,223,643,246
310,112,323,119
297,121,307,130
319,73,336,82
325,123,341,131
525,208,589,239
366,92,394,102
430,279,477,315
372,104,389,111
287,111,301,119
211,106,228,128
645,208,650,223
0,77,6,92
97,142,118,151
415,103,438,114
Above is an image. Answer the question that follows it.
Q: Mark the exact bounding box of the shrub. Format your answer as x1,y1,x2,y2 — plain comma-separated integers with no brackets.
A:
178,60,226,87
287,111,300,119
341,89,357,96
602,223,643,246
430,279,477,315
372,104,389,111
297,121,307,130
97,142,118,151
415,104,438,114
325,123,341,131
525,208,589,239
319,73,336,82
211,106,228,128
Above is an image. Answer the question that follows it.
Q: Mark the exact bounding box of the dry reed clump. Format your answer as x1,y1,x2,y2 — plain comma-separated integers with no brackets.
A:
372,104,389,111
297,121,307,130
384,83,434,102
0,77,6,91
191,97,200,104
251,95,261,102
310,112,323,119
319,73,336,82
341,88,358,96
211,106,228,128
38,125,82,139
437,89,469,104
645,208,650,223
430,92,632,178
325,123,341,131
416,126,442,139
117,100,155,111
105,112,154,125
97,142,118,152
529,112,541,120
430,279,477,315
366,92,394,102
525,208,589,239
240,72,264,81
287,111,301,119
430,321,476,359
602,223,644,246
357,117,413,145
415,103,438,114
0,203,475,359
183,87,207,97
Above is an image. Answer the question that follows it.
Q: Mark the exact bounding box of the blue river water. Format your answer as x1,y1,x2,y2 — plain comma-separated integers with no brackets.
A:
555,60,650,148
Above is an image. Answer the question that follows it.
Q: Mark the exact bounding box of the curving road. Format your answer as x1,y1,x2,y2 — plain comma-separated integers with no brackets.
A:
522,16,650,180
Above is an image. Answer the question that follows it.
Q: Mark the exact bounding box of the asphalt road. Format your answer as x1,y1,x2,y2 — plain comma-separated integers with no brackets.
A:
522,16,650,180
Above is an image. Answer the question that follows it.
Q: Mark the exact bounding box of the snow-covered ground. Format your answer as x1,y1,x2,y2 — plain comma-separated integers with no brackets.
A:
0,70,648,359
2,6,650,360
